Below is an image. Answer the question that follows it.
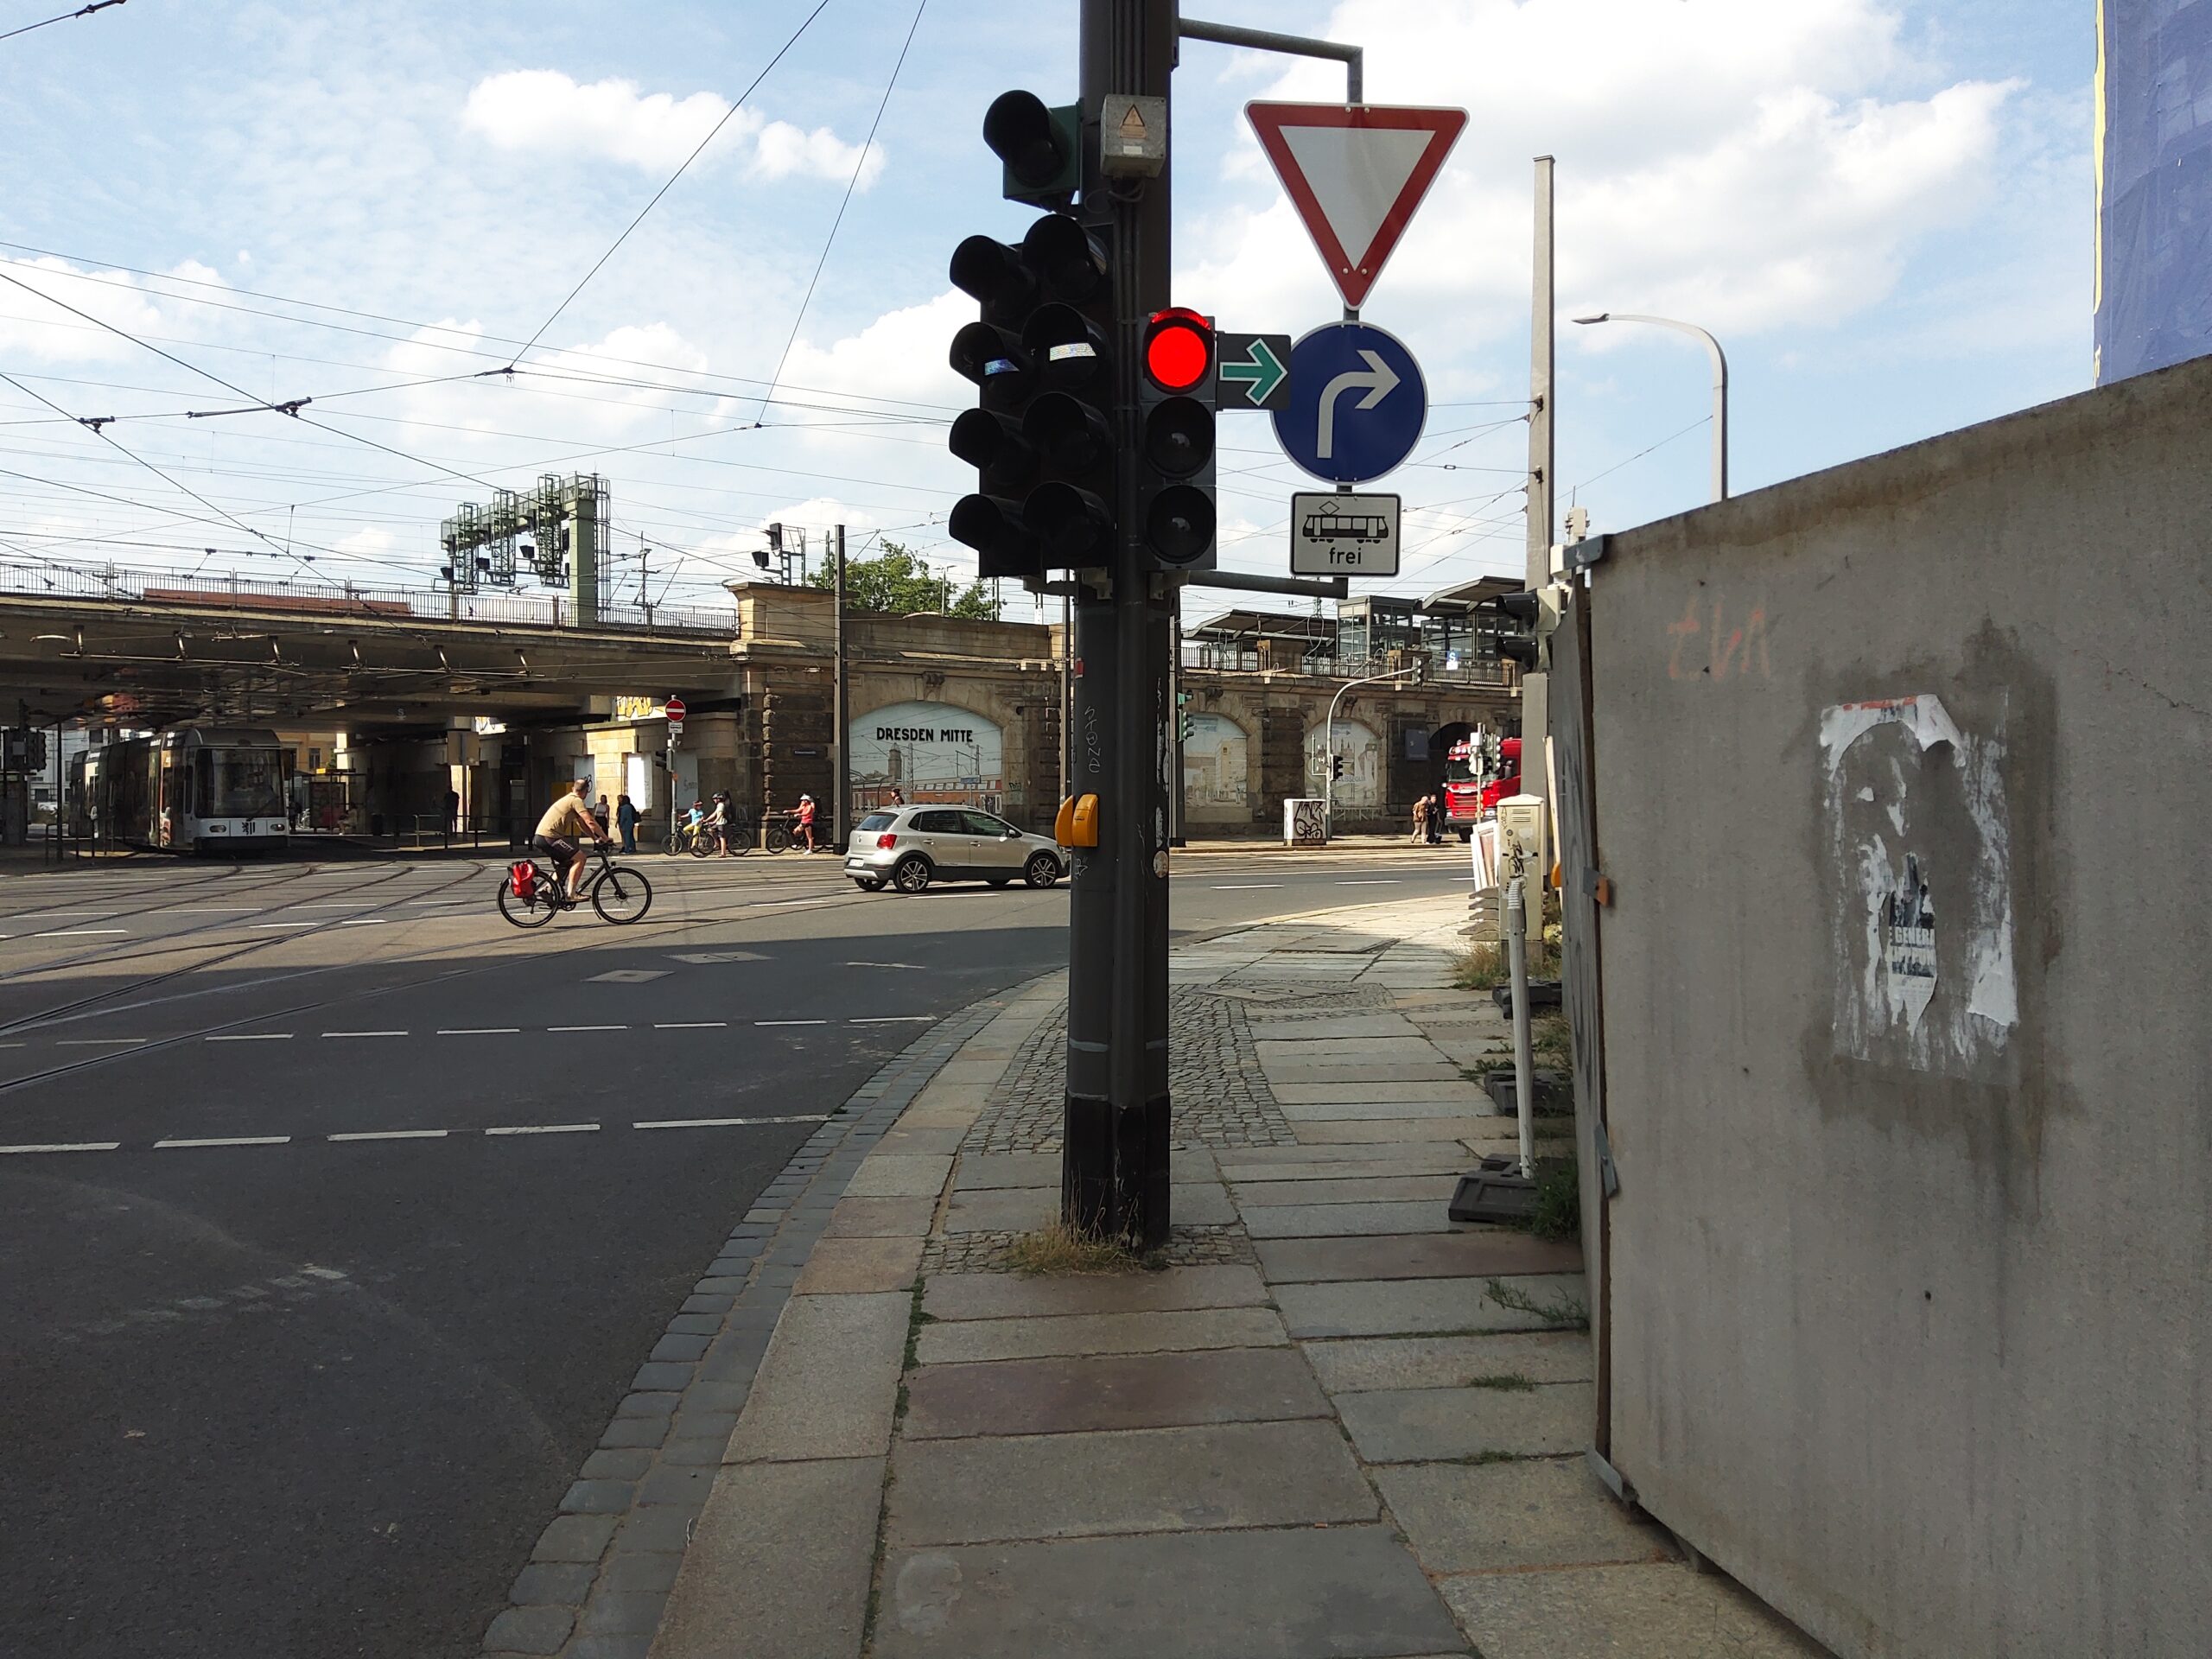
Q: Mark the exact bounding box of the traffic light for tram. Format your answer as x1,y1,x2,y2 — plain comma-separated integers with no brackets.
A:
946,202,1115,582
1332,753,1344,781
1137,309,1217,571
1177,690,1195,742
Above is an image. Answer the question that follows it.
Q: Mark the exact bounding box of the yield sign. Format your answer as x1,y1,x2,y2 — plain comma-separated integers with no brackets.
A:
1245,103,1468,309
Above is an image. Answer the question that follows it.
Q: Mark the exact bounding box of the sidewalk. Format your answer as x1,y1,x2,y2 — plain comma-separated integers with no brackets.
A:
502,899,1825,1659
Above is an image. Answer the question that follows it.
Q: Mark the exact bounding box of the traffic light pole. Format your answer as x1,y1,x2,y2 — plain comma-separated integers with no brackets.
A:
1063,0,1176,1249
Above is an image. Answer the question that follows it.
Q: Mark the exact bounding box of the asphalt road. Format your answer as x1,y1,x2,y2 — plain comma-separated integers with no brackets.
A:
0,843,1470,1658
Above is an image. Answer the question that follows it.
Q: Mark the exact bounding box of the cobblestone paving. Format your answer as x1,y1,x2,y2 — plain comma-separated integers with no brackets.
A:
966,985,1306,1154
921,1222,1257,1276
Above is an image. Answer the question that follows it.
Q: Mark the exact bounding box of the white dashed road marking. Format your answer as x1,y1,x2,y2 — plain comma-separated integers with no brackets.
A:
33,928,128,938
438,1027,519,1035
324,1030,407,1039
550,1025,628,1033
1210,884,1283,891
60,1038,144,1046
328,1129,448,1141
853,1016,936,1025
0,1141,121,1154
252,922,316,931
633,1114,832,1129
485,1123,599,1136
207,1033,292,1042
1336,879,1403,886
755,1019,827,1027
156,1135,292,1149
653,1021,727,1030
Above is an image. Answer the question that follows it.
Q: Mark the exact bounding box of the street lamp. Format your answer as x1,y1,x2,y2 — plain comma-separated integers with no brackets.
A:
1573,311,1729,501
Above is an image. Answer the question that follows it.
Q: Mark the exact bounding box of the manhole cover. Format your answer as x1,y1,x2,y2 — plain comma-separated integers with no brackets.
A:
668,951,768,964
587,969,671,983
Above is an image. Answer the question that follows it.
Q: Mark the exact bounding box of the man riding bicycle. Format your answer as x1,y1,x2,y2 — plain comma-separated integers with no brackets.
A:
533,779,606,903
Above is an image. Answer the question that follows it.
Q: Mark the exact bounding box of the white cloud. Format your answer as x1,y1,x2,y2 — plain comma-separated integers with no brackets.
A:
775,289,970,417
461,70,884,188
0,256,226,364
1185,0,2018,342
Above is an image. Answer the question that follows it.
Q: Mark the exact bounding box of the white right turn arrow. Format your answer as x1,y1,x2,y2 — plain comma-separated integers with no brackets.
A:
1315,350,1402,461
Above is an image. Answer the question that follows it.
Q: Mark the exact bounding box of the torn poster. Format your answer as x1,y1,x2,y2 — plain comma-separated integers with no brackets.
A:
1820,695,2018,1077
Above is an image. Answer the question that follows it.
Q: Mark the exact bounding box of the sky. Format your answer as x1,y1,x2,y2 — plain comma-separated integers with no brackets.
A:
0,0,2094,626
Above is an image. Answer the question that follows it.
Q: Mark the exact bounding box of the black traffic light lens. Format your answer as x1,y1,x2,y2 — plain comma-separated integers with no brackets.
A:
1142,397,1213,478
949,235,1037,311
949,494,1039,579
1022,392,1111,474
1022,480,1114,566
1497,638,1540,668
1021,302,1107,391
982,91,1067,188
949,408,1038,489
1145,483,1215,566
1021,213,1105,303
1495,591,1540,625
950,321,1028,399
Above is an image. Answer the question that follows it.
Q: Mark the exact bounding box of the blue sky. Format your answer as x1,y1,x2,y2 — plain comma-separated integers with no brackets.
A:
0,0,2094,621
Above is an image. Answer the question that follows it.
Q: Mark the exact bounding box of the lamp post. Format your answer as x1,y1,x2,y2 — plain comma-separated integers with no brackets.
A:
1323,663,1421,839
1573,311,1729,501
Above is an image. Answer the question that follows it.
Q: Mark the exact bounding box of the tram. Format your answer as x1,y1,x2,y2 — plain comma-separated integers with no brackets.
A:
100,728,294,855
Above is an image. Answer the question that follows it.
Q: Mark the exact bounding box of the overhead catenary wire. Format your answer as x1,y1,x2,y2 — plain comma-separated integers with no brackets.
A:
501,0,833,371
753,0,928,422
0,0,124,46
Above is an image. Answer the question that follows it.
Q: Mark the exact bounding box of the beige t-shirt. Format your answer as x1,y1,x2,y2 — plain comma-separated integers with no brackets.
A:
536,794,592,840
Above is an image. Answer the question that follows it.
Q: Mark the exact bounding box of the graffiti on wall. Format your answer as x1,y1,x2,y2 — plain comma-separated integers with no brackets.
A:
849,700,1003,811
1182,713,1250,821
1821,694,2018,1077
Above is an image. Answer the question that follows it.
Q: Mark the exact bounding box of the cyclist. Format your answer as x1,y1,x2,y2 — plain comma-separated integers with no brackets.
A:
533,779,605,904
702,790,733,856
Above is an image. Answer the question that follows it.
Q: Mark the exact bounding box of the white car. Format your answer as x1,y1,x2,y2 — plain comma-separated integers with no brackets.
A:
844,805,1065,893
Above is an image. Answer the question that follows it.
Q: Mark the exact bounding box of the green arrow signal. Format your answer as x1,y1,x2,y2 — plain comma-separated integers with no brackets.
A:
1219,338,1287,408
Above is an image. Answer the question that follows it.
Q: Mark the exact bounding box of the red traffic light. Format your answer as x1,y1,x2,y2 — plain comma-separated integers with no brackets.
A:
1143,309,1212,392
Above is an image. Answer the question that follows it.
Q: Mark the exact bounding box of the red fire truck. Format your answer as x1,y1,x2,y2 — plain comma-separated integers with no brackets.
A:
1441,734,1521,838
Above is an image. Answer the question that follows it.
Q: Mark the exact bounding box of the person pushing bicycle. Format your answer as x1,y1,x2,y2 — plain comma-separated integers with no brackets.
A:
533,779,606,904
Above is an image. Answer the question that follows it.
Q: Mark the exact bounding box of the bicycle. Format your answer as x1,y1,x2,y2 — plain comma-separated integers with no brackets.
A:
498,839,654,928
664,821,703,857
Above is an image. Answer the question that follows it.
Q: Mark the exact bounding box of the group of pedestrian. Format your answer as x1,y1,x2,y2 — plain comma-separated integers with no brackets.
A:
591,792,642,853
1409,793,1448,846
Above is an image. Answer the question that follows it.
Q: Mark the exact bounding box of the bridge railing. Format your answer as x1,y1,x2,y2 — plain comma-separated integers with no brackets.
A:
0,562,736,636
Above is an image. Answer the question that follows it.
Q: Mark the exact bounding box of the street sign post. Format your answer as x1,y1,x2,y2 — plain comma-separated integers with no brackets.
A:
1245,102,1468,310
1214,332,1292,411
1290,491,1401,575
1272,321,1427,485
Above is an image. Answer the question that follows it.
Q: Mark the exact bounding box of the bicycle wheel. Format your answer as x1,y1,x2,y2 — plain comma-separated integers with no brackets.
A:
591,863,653,924
764,822,791,855
496,868,562,929
689,830,718,859
664,830,690,856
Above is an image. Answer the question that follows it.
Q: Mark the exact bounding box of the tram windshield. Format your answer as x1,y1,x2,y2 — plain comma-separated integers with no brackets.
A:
195,749,287,819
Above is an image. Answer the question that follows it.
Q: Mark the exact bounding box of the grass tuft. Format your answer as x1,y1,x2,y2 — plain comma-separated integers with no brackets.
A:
1005,1224,1142,1278
1453,941,1562,990
1485,1274,1589,1329
1465,1372,1538,1391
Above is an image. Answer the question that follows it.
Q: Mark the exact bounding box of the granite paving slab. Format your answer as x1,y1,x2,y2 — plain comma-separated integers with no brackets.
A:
1255,1233,1585,1284
943,1186,1058,1233
1274,1274,1588,1338
840,1154,955,1199
1439,1561,1829,1658
1378,1459,1670,1575
1279,1100,1494,1122
1242,1201,1461,1239
874,1526,1464,1659
1220,1142,1474,1167
1303,1331,1595,1394
823,1197,936,1238
948,1152,1062,1191
721,1292,909,1463
921,1263,1267,1322
901,1346,1328,1440
791,1236,924,1295
1338,1382,1594,1463
1262,1062,1465,1085
915,1304,1287,1365
1221,1154,1471,1184
1274,1080,1488,1105
885,1419,1376,1545
1229,1174,1459,1207
651,1457,881,1659
1255,1038,1448,1065
1294,1118,1492,1143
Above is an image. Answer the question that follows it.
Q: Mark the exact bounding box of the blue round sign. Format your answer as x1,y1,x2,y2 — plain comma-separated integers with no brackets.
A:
1271,321,1427,486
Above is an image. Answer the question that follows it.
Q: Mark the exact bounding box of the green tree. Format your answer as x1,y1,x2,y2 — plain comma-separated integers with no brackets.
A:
805,539,1001,620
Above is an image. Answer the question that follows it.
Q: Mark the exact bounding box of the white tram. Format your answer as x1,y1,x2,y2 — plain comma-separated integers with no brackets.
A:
102,728,294,855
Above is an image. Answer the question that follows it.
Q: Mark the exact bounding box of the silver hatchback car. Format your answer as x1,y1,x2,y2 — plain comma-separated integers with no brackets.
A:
844,806,1065,893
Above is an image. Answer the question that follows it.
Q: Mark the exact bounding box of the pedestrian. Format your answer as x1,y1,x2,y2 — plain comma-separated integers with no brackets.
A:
796,792,817,854
1410,795,1429,843
445,786,461,839
594,793,611,841
615,791,638,854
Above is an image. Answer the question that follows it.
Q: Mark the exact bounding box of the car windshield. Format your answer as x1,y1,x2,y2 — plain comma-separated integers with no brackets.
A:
857,813,895,832
1445,755,1477,782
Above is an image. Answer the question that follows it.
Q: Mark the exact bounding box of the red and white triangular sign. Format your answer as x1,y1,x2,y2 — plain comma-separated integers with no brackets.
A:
1245,103,1468,309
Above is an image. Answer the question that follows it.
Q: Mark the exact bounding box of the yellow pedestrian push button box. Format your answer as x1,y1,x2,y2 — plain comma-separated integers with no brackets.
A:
1055,793,1099,849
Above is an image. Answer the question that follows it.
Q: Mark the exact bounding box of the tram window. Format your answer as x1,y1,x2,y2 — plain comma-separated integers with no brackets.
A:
196,751,286,819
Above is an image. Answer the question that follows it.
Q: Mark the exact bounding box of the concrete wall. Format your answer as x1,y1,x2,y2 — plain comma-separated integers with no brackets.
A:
1580,354,2212,1656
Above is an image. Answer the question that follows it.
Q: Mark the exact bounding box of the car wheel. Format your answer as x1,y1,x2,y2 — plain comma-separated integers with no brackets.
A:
892,855,931,893
1024,851,1062,889
853,877,884,892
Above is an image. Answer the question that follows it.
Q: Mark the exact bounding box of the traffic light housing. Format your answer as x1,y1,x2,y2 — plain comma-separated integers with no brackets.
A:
1492,590,1542,671
982,91,1080,206
1177,691,1195,743
947,206,1115,582
1332,753,1344,781
1137,310,1217,570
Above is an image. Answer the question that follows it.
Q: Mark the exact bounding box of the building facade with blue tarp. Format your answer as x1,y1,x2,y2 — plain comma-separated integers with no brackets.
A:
2097,0,2212,381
